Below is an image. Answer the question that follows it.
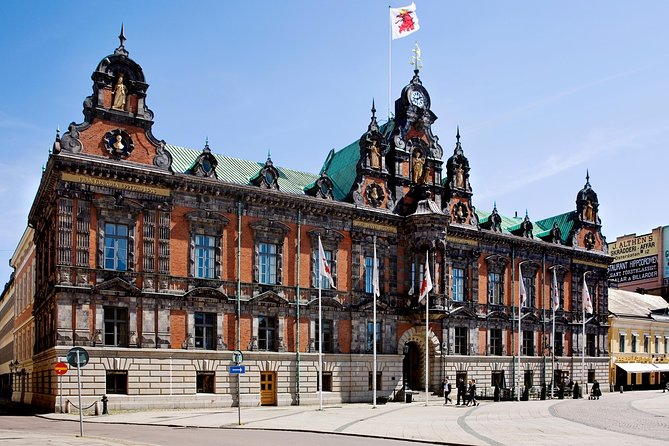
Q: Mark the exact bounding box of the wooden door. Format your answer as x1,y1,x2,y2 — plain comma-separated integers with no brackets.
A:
260,371,276,406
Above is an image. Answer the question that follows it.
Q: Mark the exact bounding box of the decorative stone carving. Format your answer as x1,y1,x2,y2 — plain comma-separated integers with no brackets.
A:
365,183,385,207
104,129,134,159
59,122,83,154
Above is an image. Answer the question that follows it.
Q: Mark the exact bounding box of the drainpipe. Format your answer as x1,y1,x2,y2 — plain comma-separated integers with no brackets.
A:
296,209,302,405
237,201,242,351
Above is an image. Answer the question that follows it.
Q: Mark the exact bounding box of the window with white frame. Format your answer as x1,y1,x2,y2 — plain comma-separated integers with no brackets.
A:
488,272,503,304
632,334,638,353
186,210,228,280
258,315,277,351
194,234,216,279
655,336,660,354
364,256,374,294
250,219,288,286
258,242,278,285
644,335,650,353
619,333,625,353
104,223,129,271
454,326,468,355
452,267,464,302
194,312,216,350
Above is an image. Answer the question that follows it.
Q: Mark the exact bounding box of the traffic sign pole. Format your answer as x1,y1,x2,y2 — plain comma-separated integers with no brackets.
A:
59,371,62,413
76,350,83,437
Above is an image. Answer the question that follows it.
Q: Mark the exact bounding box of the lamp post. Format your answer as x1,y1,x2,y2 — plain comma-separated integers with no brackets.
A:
403,343,409,401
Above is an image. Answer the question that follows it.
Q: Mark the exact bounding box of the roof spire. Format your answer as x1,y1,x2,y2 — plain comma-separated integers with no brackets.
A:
267,148,272,161
410,41,422,73
493,200,497,210
204,136,210,152
119,23,126,48
456,126,460,143
585,169,590,185
115,23,129,56
371,98,376,118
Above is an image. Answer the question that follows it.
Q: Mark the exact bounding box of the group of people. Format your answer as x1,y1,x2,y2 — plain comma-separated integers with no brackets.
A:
443,377,479,406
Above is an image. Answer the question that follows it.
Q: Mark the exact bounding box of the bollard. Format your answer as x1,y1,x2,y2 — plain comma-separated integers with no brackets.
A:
94,400,100,416
102,395,109,415
65,400,71,414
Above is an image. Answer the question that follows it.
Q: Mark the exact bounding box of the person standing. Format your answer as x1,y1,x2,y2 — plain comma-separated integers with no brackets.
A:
443,377,452,405
456,378,465,405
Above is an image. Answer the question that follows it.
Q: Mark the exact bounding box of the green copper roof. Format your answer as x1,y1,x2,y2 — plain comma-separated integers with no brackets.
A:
321,120,395,201
167,144,319,195
475,208,575,242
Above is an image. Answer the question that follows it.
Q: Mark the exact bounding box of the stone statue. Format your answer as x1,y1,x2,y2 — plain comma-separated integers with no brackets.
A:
112,73,127,110
412,151,425,183
584,199,595,221
454,163,465,189
369,140,381,169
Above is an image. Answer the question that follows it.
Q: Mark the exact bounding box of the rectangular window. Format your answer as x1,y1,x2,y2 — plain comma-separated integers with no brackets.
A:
106,370,128,394
315,319,334,353
619,334,625,353
258,243,278,285
454,327,468,355
258,315,276,351
554,332,564,356
194,312,216,350
368,371,382,391
314,249,334,289
586,333,596,356
491,370,505,388
523,330,534,356
410,261,416,295
643,336,649,353
367,321,381,353
195,234,216,279
655,337,660,354
452,267,464,302
104,223,128,271
488,272,503,304
365,256,374,294
524,370,533,388
318,371,333,391
196,371,215,393
632,335,638,353
587,369,595,384
522,276,535,307
665,337,669,355
104,307,128,346
490,329,503,355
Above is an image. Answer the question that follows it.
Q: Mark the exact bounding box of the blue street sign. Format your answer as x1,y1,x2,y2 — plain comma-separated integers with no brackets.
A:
229,365,246,374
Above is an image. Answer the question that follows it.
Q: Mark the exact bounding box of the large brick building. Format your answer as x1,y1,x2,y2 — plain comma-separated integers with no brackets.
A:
16,32,612,410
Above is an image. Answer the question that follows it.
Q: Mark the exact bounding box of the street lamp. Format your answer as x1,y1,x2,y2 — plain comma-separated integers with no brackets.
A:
403,343,409,396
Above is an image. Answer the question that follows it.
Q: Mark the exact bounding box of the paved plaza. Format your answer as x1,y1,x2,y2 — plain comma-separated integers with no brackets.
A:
1,390,667,445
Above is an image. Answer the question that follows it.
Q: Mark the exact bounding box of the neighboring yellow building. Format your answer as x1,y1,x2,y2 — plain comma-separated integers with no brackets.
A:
608,288,669,390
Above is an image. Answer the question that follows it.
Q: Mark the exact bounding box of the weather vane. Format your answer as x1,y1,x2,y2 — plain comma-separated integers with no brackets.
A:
410,42,422,70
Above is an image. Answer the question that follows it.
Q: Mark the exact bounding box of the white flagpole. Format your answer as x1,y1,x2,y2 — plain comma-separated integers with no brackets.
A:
373,236,378,408
517,262,523,402
388,6,392,121
551,269,556,399
318,236,323,411
425,249,429,406
581,272,586,399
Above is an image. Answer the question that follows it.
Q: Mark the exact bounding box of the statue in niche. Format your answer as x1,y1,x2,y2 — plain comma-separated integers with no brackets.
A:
112,73,127,110
112,135,125,151
583,199,595,222
412,151,425,184
454,163,465,189
369,140,381,169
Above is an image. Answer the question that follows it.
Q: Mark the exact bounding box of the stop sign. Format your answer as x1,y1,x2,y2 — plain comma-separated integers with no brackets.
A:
55,362,69,376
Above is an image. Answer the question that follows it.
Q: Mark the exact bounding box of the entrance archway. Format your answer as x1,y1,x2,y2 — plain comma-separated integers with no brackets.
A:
404,341,420,389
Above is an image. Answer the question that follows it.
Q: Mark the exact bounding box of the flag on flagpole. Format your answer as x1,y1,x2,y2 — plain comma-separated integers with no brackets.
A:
418,251,432,304
552,269,560,311
318,236,335,288
373,240,380,298
582,273,593,314
390,3,420,40
518,263,527,306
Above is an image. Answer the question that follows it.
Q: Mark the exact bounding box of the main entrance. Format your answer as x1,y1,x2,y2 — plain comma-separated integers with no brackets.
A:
260,371,276,406
404,342,421,390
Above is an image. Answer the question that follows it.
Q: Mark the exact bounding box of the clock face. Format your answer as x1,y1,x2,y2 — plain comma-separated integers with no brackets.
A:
410,90,425,107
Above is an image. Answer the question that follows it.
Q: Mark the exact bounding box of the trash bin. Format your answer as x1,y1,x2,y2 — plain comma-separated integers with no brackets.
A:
406,392,412,403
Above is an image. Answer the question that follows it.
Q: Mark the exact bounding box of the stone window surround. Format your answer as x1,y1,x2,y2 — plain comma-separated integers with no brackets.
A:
309,229,343,289
519,262,538,308
310,318,338,353
250,220,289,285
94,196,142,273
186,211,229,280
184,303,226,350
485,255,508,305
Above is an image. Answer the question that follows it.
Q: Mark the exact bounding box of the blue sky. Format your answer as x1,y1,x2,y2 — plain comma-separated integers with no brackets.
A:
1,1,668,282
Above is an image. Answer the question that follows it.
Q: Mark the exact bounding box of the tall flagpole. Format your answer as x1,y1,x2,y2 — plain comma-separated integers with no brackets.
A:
372,236,378,408
388,5,392,120
517,269,522,402
318,236,323,411
581,272,588,398
425,250,429,406
550,268,557,399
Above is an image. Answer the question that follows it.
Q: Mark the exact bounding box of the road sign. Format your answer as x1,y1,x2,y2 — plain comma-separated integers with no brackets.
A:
66,347,90,368
229,365,246,374
55,362,69,375
232,350,243,365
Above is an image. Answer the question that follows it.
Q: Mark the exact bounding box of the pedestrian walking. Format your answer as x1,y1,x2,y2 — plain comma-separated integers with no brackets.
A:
468,379,479,406
456,378,465,405
443,377,452,405
591,380,601,400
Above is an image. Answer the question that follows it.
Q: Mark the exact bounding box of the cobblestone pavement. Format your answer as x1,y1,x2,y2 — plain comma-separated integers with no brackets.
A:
550,390,669,441
23,390,669,446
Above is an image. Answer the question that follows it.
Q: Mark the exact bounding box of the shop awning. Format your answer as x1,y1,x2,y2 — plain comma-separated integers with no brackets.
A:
653,363,669,372
616,363,657,373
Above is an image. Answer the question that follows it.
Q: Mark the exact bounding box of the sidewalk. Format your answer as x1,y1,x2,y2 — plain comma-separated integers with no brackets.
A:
37,390,669,446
